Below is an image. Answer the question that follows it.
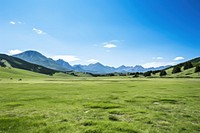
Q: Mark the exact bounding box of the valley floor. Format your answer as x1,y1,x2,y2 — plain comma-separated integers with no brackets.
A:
0,77,200,133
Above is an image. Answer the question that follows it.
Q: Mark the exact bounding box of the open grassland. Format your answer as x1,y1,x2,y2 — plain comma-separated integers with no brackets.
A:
0,78,200,133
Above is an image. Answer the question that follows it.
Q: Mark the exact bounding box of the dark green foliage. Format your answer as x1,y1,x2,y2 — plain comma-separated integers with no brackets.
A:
89,73,117,77
188,57,200,66
70,72,78,76
129,72,135,75
152,70,161,75
0,54,58,75
183,62,193,70
108,73,115,76
143,71,152,77
172,66,181,74
133,72,139,77
0,61,6,67
167,57,200,70
108,115,119,121
195,66,200,73
160,70,167,76
119,73,127,76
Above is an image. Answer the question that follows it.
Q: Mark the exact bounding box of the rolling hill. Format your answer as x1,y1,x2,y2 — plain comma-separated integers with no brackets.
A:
0,66,49,79
0,54,94,78
0,54,58,75
150,57,200,78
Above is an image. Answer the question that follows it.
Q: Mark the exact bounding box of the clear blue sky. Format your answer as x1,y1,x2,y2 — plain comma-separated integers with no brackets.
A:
0,0,199,67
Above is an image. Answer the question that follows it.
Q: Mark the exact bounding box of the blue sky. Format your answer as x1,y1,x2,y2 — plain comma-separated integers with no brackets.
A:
0,0,200,67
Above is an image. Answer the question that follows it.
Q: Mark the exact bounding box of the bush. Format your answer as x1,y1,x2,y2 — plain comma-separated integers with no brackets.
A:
0,62,6,67
152,70,160,75
109,115,119,121
172,66,181,74
143,71,152,77
160,70,167,76
184,62,193,70
195,66,200,73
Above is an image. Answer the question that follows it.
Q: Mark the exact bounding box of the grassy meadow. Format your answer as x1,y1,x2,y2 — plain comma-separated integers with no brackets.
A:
0,76,200,133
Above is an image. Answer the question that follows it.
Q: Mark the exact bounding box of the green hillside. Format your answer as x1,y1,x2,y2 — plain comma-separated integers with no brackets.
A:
0,54,58,75
0,54,94,79
149,57,200,78
0,67,49,79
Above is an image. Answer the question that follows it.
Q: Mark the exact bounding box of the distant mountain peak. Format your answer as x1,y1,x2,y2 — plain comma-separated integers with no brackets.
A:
93,62,103,65
57,59,64,62
12,50,172,74
55,59,73,70
88,62,103,67
13,50,68,71
14,50,46,59
20,50,43,55
134,65,144,68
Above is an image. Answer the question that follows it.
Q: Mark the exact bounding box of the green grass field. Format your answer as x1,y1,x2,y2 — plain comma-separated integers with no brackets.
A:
0,76,200,133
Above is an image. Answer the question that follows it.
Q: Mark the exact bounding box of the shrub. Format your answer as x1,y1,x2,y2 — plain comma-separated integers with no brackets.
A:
195,66,200,73
184,62,193,70
143,71,152,77
160,70,167,76
109,115,119,121
0,62,6,67
172,66,181,74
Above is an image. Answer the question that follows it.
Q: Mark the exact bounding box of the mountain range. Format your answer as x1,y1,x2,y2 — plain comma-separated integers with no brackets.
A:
0,54,58,75
13,50,170,74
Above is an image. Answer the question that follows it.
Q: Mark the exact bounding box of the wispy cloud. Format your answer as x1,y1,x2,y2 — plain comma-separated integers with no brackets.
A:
8,49,23,55
152,57,163,60
10,21,23,25
110,40,121,43
17,21,22,24
87,59,99,64
10,21,16,25
174,56,184,61
52,55,80,62
32,28,46,35
142,62,176,68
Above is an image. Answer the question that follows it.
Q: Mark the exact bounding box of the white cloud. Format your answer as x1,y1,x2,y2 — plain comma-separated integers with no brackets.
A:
52,55,80,62
32,28,46,35
87,59,99,64
142,62,176,68
102,40,121,49
152,57,163,60
174,56,184,61
10,21,24,25
103,43,117,48
10,21,16,25
8,49,23,55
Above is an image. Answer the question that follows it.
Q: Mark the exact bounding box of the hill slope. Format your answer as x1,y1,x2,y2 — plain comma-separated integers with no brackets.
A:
0,67,49,79
0,54,58,75
152,57,200,77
